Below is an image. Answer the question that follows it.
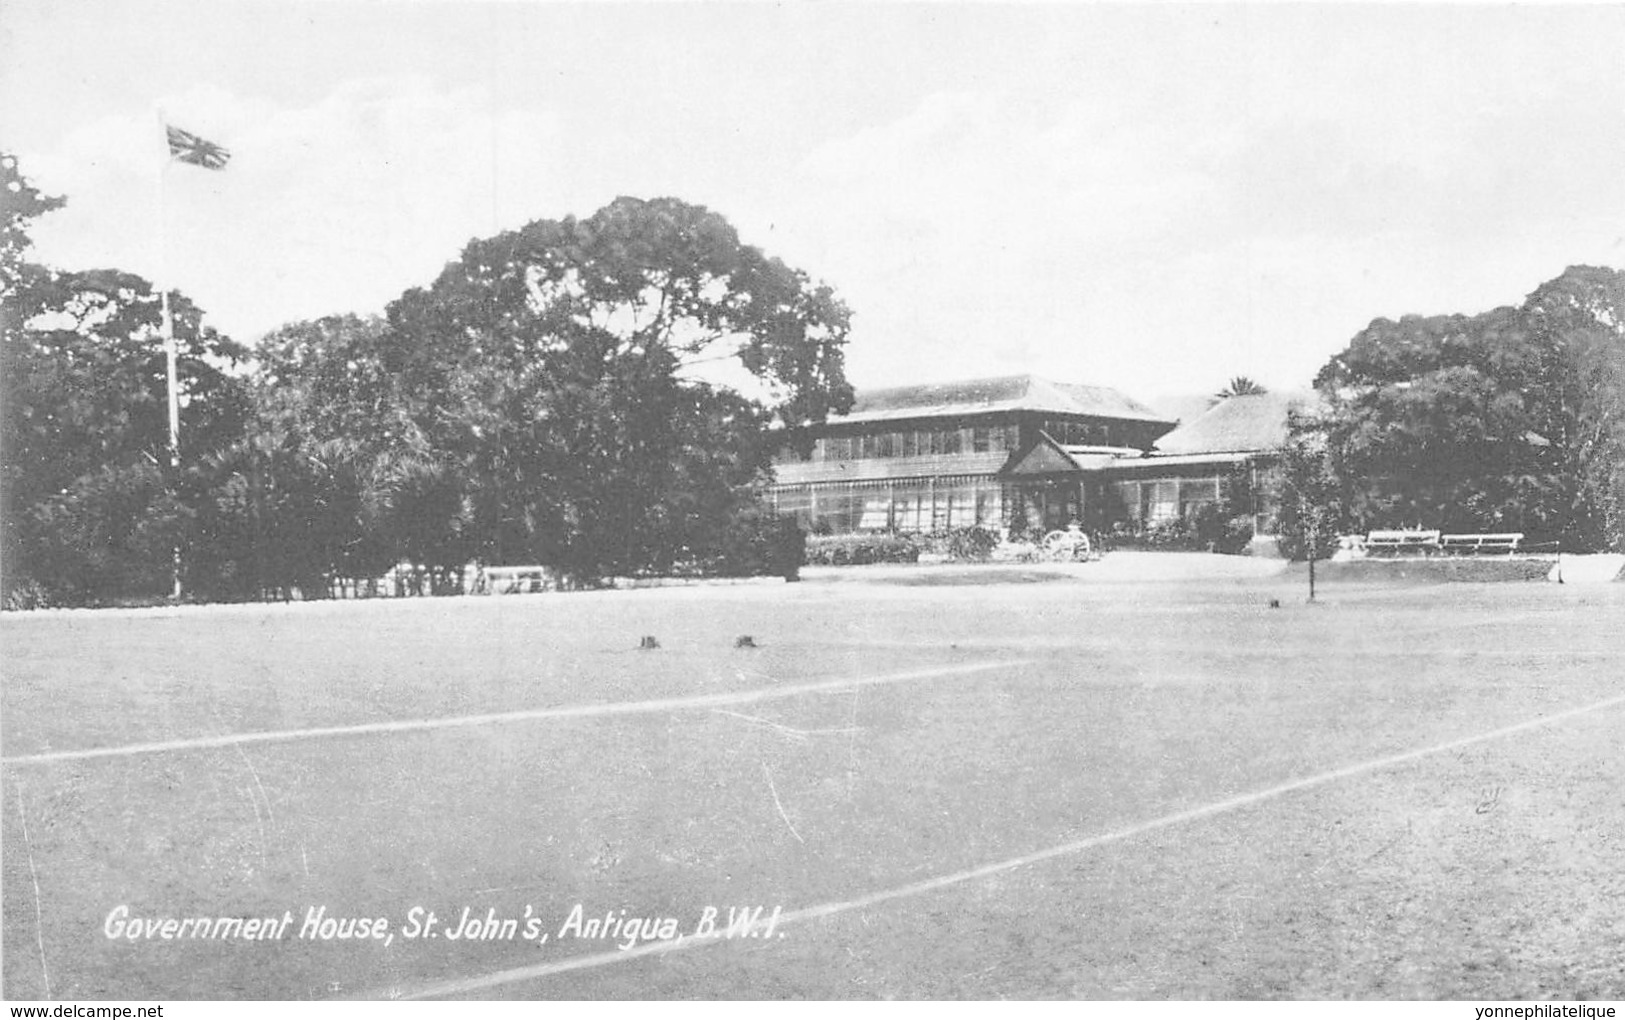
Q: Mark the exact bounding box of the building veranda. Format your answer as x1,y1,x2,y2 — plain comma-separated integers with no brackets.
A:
767,375,1303,545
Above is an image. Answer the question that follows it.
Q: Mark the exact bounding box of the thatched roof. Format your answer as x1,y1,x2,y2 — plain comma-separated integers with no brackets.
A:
839,374,1173,426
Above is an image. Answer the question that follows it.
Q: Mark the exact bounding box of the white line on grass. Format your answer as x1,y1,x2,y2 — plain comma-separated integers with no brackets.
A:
711,708,858,740
14,783,52,998
0,660,1027,768
385,687,1625,1001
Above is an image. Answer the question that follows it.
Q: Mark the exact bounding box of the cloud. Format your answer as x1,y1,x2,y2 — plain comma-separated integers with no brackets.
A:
15,3,1623,404
24,76,565,340
742,39,1625,398
775,90,1231,387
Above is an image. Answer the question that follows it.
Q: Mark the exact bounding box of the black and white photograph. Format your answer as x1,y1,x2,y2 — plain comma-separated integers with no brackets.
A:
3,0,1624,1005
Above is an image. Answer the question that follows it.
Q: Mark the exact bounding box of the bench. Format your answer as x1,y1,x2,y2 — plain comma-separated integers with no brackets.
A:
1365,530,1441,557
1440,533,1524,556
479,565,559,594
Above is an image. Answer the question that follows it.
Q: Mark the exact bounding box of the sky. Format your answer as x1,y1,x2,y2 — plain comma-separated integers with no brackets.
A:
4,1,1624,412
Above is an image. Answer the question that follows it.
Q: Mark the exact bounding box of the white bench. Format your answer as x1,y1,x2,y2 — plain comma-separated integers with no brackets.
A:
480,565,558,594
1365,530,1441,557
1440,533,1523,556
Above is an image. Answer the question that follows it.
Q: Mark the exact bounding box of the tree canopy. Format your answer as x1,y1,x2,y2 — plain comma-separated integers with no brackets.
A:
372,196,853,577
5,187,846,605
1283,266,1625,552
2,152,64,298
2,155,254,603
385,196,853,427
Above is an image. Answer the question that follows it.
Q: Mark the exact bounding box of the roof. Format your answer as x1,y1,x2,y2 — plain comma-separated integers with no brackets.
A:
1003,437,1147,476
836,374,1174,426
1057,445,1150,470
1106,452,1255,471
1151,392,1313,456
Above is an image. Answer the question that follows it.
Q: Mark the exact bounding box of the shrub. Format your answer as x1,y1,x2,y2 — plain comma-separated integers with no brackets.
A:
707,512,806,579
1142,517,1194,550
1190,504,1256,555
804,533,920,566
1109,508,1256,555
990,537,1041,563
946,526,1001,561
913,526,1002,562
23,462,187,606
2,579,52,611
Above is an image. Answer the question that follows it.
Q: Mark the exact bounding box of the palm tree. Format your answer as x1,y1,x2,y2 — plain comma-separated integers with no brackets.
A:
1214,376,1268,401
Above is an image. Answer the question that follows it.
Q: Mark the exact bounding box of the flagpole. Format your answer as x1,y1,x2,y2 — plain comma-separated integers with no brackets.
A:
162,242,182,601
151,115,231,602
155,110,182,600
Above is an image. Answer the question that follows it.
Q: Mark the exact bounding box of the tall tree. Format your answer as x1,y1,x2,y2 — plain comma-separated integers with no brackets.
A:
2,152,63,297
1520,266,1625,550
0,152,63,600
1295,266,1625,550
1275,407,1350,561
248,314,431,592
380,195,854,578
3,233,251,601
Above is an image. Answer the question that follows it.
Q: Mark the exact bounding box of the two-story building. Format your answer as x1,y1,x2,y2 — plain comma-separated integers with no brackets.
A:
767,376,1304,540
766,375,1177,535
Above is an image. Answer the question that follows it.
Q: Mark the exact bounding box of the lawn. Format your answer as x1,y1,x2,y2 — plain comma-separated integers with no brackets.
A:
3,558,1622,999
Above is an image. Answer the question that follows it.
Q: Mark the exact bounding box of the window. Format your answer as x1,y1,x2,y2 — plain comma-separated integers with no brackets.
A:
892,492,923,531
1113,481,1141,524
946,485,978,527
859,497,891,530
824,488,864,531
776,487,812,523
1180,477,1221,517
972,427,990,453
942,429,961,454
1148,481,1178,523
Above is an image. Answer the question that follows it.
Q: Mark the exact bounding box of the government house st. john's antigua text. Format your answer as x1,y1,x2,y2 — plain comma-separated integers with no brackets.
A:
103,902,786,952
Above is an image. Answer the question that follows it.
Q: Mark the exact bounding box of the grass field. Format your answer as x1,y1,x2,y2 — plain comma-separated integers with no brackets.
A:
3,555,1622,1000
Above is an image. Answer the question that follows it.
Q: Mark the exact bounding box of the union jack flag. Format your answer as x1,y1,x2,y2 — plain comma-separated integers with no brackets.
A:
165,124,230,170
